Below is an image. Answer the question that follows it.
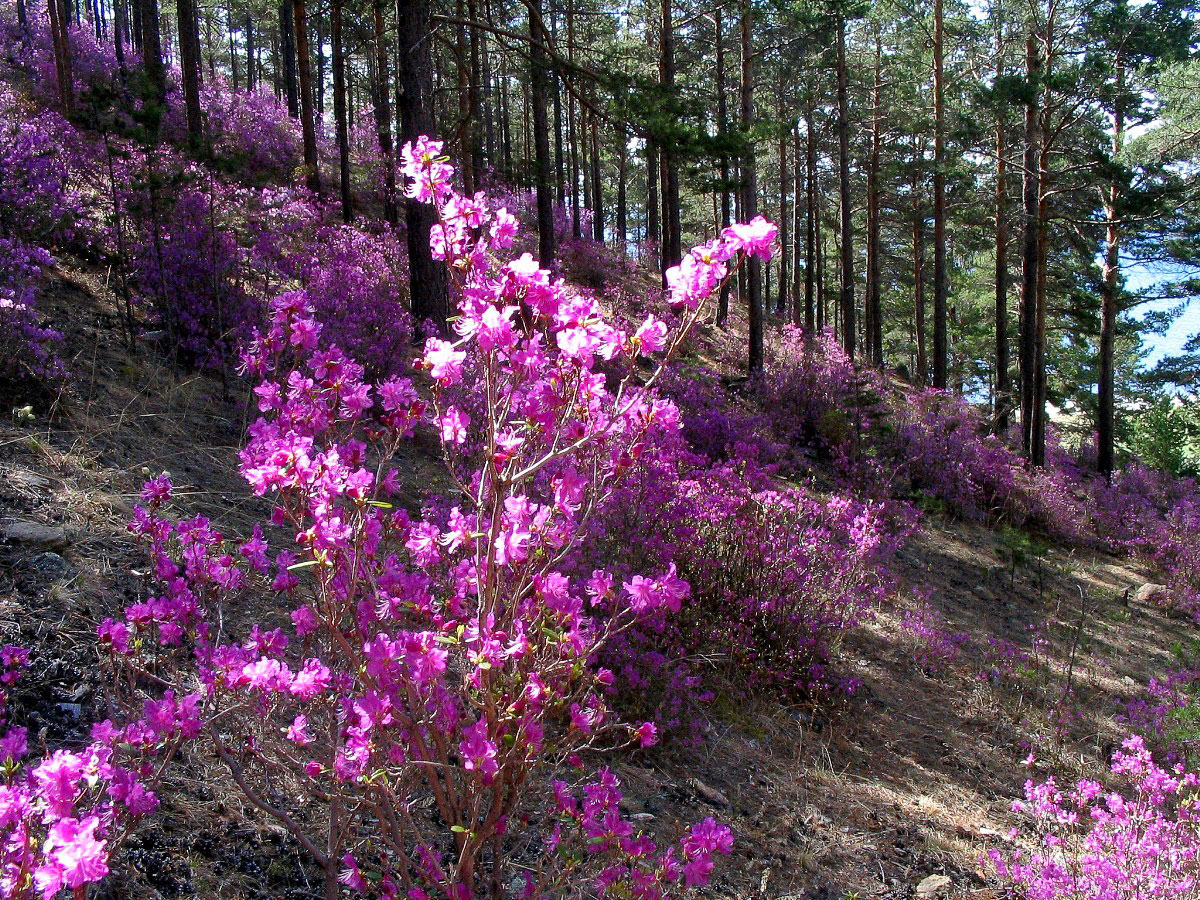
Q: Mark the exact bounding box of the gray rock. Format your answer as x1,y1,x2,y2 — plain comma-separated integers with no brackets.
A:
1,520,68,550
30,552,68,574
1136,583,1169,605
916,874,952,897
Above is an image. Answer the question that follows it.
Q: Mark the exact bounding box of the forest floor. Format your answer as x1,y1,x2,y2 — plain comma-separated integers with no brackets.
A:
0,254,1179,899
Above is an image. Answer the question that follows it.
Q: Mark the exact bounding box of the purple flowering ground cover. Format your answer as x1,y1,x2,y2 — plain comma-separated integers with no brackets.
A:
2,15,1200,898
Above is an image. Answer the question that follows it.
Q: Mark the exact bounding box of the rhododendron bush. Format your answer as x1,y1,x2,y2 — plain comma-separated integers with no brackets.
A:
92,140,774,896
991,736,1200,900
0,84,77,386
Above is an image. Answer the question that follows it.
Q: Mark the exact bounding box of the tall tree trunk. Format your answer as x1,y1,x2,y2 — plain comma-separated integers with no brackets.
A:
914,189,927,383
776,81,789,317
528,0,556,266
994,30,1010,433
139,0,164,103
372,0,398,225
590,115,604,242
280,0,298,116
113,0,128,72
804,102,816,330
293,0,320,193
616,128,627,248
932,0,948,386
1098,60,1125,477
836,13,854,359
646,142,659,268
244,11,255,90
226,3,238,91
397,0,449,327
1019,32,1041,459
741,0,763,373
47,0,74,113
177,0,203,143
715,9,732,325
455,0,474,193
331,0,352,220
866,32,883,365
660,0,682,270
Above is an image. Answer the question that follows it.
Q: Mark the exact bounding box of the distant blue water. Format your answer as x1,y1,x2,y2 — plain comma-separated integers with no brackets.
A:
1124,262,1198,369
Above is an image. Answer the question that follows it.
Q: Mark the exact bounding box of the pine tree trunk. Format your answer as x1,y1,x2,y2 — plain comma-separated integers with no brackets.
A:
244,12,255,90
932,0,948,386
293,0,320,193
177,0,203,143
715,9,732,325
331,0,352,220
994,33,1010,433
139,0,164,102
590,115,603,243
1019,32,1041,460
804,102,816,330
280,0,298,116
741,0,763,373
372,0,397,225
866,32,883,365
646,142,659,268
777,83,789,317
660,0,681,270
47,0,74,112
528,0,556,265
616,128,627,248
397,0,448,326
914,188,927,383
1098,61,1125,477
836,13,854,359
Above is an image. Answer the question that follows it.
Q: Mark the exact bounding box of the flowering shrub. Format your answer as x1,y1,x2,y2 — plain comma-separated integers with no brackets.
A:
0,645,187,899
0,85,78,387
194,80,302,181
98,140,770,896
991,735,1200,899
901,599,970,675
131,183,259,371
295,224,412,379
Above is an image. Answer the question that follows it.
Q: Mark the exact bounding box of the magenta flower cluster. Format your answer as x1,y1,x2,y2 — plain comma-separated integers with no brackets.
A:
93,138,756,896
991,735,1200,899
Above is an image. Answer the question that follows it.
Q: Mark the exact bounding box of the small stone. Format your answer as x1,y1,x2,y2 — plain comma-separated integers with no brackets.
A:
1136,583,1169,605
56,703,82,720
1,521,67,550
30,552,67,574
916,874,952,897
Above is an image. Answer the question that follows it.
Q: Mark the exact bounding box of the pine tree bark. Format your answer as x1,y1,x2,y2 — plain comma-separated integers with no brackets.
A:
616,127,627,248
660,0,682,270
836,13,854,359
244,11,255,90
177,0,203,143
280,0,298,117
138,0,164,103
47,0,74,113
397,0,449,326
715,9,732,325
646,142,659,268
1019,32,1041,460
293,0,320,193
804,102,817,331
994,29,1010,433
777,82,789,317
331,0,352,220
590,115,603,243
914,186,927,383
866,32,883,365
372,0,398,225
528,0,556,266
932,0,948,386
741,0,763,373
1098,60,1125,477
